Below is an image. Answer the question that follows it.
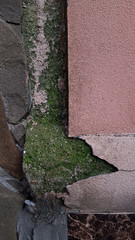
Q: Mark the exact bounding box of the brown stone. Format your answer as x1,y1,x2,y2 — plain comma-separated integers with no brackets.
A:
64,171,135,213
68,0,135,136
0,20,30,124
81,135,135,170
0,0,22,24
0,95,24,179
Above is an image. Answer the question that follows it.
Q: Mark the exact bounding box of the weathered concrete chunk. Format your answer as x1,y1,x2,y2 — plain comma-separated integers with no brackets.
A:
0,20,30,124
68,0,135,136
0,0,22,24
81,135,135,171
64,171,135,213
0,183,24,240
0,95,24,179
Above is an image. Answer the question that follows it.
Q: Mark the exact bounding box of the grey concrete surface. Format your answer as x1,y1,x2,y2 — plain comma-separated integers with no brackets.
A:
64,171,135,213
81,135,135,171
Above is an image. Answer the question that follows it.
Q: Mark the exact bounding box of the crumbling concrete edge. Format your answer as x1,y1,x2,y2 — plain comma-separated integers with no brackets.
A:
61,134,135,213
80,134,135,171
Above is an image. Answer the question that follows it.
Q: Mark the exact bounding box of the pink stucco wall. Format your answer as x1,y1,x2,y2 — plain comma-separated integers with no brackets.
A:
68,0,135,137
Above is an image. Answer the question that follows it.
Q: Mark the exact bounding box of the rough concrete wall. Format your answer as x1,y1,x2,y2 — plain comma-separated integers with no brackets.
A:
64,0,135,214
68,0,135,136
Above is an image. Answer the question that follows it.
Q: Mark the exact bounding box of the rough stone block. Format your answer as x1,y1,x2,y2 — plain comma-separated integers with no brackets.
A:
9,24,22,39
64,171,135,213
0,0,22,24
0,167,22,193
17,204,35,240
68,0,135,136
33,193,67,240
0,95,24,179
9,120,27,148
0,20,30,124
0,183,24,240
17,192,68,240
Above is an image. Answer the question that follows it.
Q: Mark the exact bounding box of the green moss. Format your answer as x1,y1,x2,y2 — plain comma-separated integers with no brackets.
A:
24,113,116,193
22,0,38,54
40,1,64,124
22,0,38,90
23,0,116,194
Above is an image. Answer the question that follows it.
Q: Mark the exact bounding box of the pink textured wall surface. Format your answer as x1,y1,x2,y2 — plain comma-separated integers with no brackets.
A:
68,0,135,137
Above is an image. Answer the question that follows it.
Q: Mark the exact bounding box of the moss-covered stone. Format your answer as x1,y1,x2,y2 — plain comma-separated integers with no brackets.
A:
22,0,38,90
23,0,116,195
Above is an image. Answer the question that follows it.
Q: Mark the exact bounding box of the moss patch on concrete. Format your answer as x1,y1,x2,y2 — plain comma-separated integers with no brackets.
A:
24,114,116,194
22,0,38,55
22,0,38,90
23,0,116,195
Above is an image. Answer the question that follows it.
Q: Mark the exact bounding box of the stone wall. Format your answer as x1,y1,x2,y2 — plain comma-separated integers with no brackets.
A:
1,0,135,239
0,1,31,239
0,0,31,179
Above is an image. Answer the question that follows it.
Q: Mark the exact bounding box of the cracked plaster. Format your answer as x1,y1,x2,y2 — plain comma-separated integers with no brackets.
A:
81,135,135,171
64,171,135,213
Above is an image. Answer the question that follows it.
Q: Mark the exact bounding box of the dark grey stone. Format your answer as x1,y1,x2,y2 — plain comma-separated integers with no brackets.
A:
0,167,21,193
33,213,67,240
9,24,22,39
0,96,24,179
0,20,30,124
0,183,24,240
0,0,22,24
17,193,68,240
33,192,68,240
19,178,35,200
17,203,35,240
9,120,27,147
